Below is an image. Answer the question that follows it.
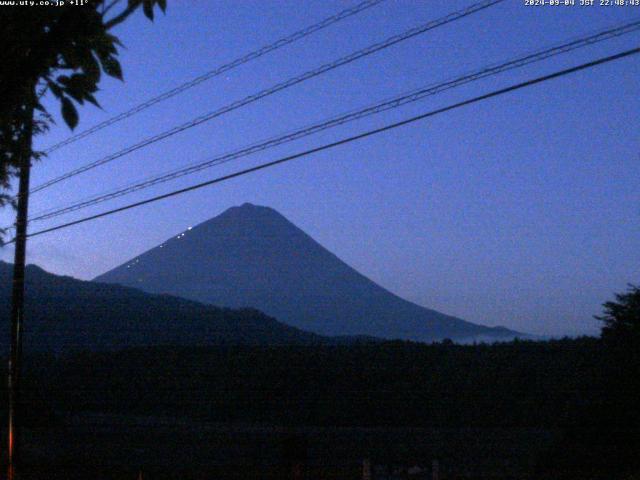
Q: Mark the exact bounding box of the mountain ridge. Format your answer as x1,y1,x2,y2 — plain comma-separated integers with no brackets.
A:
0,260,358,353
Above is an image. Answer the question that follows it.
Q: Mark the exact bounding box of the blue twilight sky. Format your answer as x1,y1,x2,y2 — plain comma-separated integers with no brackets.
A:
1,0,638,336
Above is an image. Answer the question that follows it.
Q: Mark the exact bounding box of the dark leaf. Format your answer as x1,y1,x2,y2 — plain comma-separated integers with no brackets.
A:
101,56,123,80
47,81,63,98
157,0,167,12
92,35,118,63
105,33,124,48
64,89,84,105
84,92,101,108
143,0,154,21
61,48,81,70
69,73,98,93
60,75,90,104
79,49,101,83
61,96,79,130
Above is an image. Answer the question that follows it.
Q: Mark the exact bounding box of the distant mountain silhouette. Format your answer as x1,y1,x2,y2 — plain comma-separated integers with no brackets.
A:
0,261,339,353
95,203,519,342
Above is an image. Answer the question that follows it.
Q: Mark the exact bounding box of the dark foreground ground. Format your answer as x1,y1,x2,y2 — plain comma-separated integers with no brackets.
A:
1,414,556,479
0,338,638,479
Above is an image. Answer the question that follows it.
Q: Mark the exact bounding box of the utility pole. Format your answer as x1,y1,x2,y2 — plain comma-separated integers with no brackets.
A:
8,95,35,480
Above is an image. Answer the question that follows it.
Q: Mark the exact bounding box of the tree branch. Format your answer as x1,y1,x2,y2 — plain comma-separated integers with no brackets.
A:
104,2,139,30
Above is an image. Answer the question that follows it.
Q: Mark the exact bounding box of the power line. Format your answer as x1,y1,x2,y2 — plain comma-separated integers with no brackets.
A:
8,46,637,244
25,19,640,224
28,0,504,195
41,0,388,154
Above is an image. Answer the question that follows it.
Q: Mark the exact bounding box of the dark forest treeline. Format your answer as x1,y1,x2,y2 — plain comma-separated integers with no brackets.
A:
0,336,617,428
1,335,639,477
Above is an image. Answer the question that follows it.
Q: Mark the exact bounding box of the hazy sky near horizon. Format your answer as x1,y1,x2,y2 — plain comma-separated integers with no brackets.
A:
1,0,638,337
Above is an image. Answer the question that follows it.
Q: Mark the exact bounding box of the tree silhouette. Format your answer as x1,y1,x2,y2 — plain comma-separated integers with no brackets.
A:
0,3,168,474
0,0,167,242
596,284,640,346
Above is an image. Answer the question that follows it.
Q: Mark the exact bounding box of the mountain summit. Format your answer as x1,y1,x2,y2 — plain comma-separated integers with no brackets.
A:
95,203,517,342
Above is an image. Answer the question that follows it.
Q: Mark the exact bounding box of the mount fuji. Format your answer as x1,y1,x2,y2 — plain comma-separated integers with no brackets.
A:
95,203,518,343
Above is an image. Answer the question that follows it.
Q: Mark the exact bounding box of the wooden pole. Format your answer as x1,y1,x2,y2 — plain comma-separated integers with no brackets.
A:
8,97,34,480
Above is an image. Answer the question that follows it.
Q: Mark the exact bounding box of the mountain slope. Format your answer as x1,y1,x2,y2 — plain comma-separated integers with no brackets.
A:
95,203,518,342
0,261,329,353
